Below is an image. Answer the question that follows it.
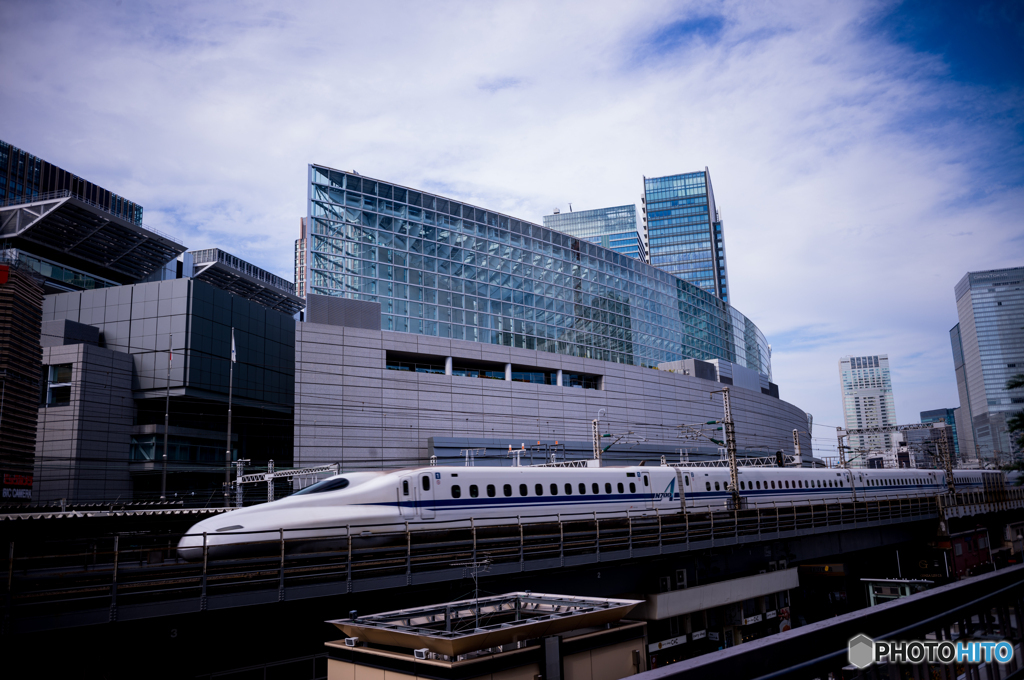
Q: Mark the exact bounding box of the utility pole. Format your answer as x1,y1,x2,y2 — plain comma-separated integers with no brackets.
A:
713,388,740,508
234,459,250,507
938,430,955,494
836,428,848,469
267,460,275,502
592,419,601,462
224,327,235,508
792,429,801,466
161,334,172,501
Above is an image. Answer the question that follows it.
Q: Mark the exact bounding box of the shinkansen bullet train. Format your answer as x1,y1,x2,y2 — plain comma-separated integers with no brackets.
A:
177,463,1001,560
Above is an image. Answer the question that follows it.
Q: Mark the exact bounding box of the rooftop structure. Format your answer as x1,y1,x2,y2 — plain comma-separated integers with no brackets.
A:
189,248,304,315
329,592,642,657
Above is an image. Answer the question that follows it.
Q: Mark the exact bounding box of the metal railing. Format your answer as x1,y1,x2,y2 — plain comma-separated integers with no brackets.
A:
3,493,945,631
0,189,183,245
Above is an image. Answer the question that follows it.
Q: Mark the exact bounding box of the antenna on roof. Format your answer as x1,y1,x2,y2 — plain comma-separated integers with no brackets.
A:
568,203,573,212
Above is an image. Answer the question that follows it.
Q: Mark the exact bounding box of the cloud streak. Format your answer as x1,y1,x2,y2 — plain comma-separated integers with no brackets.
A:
1,0,1021,457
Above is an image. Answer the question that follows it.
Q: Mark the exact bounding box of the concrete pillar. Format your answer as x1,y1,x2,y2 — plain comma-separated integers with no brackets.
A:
505,363,512,381
556,369,563,387
445,356,452,376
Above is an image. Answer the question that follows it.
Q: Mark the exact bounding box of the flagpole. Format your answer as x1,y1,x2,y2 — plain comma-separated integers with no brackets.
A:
161,333,172,501
225,327,235,508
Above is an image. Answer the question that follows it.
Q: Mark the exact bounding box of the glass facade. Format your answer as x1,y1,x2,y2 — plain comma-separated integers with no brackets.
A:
543,205,645,261
952,267,1024,463
644,169,729,302
302,165,771,376
920,408,960,458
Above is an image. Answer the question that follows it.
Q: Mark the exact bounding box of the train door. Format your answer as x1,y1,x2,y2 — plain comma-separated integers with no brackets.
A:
642,472,653,509
417,472,436,519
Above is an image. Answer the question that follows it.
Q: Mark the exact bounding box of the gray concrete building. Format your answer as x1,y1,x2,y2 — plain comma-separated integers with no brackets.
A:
294,300,812,471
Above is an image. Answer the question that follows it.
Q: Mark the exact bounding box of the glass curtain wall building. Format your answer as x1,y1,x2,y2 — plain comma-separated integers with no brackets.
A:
543,205,645,262
300,165,771,376
950,267,1024,464
643,168,729,302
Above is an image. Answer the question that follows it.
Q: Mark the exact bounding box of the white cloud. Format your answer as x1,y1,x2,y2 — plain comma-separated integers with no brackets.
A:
2,0,1021,458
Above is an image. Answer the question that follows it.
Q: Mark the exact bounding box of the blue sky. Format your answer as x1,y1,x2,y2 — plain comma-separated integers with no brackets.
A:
1,0,1021,458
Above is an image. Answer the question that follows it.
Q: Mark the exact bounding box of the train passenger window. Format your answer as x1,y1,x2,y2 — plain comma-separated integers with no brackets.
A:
536,484,544,496
784,480,789,488
818,480,822,488
706,482,711,491
771,481,775,489
565,483,573,495
593,483,600,494
403,480,409,496
504,484,512,497
520,484,528,496
629,482,636,493
756,481,762,489
617,482,624,493
452,485,462,498
470,485,479,498
605,483,612,494
550,483,558,495
487,484,496,498
422,475,430,491
740,481,745,490
715,482,721,491
579,483,586,494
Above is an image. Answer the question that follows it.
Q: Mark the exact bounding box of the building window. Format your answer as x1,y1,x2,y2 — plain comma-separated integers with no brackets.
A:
43,363,72,406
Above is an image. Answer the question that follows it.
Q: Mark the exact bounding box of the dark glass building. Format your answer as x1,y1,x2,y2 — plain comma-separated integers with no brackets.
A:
643,169,729,302
299,165,770,377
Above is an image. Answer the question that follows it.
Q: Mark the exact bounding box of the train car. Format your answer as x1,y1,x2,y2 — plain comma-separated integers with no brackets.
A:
178,463,982,560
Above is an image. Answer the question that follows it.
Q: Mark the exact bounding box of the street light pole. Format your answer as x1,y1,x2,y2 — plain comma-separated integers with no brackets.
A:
161,334,171,501
224,327,235,508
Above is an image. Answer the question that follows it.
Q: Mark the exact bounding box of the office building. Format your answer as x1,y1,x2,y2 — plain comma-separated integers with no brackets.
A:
642,169,729,302
920,408,960,460
839,355,897,465
37,277,296,502
950,267,1024,465
543,204,646,262
294,165,808,472
299,165,769,375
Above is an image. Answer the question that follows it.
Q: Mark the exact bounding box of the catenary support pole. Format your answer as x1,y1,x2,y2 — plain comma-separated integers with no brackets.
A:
161,334,172,500
224,327,235,507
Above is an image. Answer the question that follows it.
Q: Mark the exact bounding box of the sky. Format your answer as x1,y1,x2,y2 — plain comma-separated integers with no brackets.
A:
2,0,1022,458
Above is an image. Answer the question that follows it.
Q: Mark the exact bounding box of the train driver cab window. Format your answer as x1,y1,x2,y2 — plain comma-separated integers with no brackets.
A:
535,483,544,496
403,480,409,496
706,482,711,491
470,485,479,498
605,482,612,494
504,484,512,497
519,484,528,497
422,475,430,491
579,483,586,494
451,485,462,498
593,483,600,494
487,484,496,498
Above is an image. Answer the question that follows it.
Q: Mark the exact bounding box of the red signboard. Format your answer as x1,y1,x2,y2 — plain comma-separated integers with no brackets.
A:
0,264,9,285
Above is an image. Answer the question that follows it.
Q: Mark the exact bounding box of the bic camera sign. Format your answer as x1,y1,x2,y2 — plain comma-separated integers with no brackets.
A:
848,634,1014,669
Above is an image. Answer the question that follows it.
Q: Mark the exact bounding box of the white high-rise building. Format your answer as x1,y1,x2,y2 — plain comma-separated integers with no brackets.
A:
839,354,897,466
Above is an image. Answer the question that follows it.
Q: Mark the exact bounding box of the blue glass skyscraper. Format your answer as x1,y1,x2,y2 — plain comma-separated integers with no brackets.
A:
643,168,729,302
543,205,645,262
